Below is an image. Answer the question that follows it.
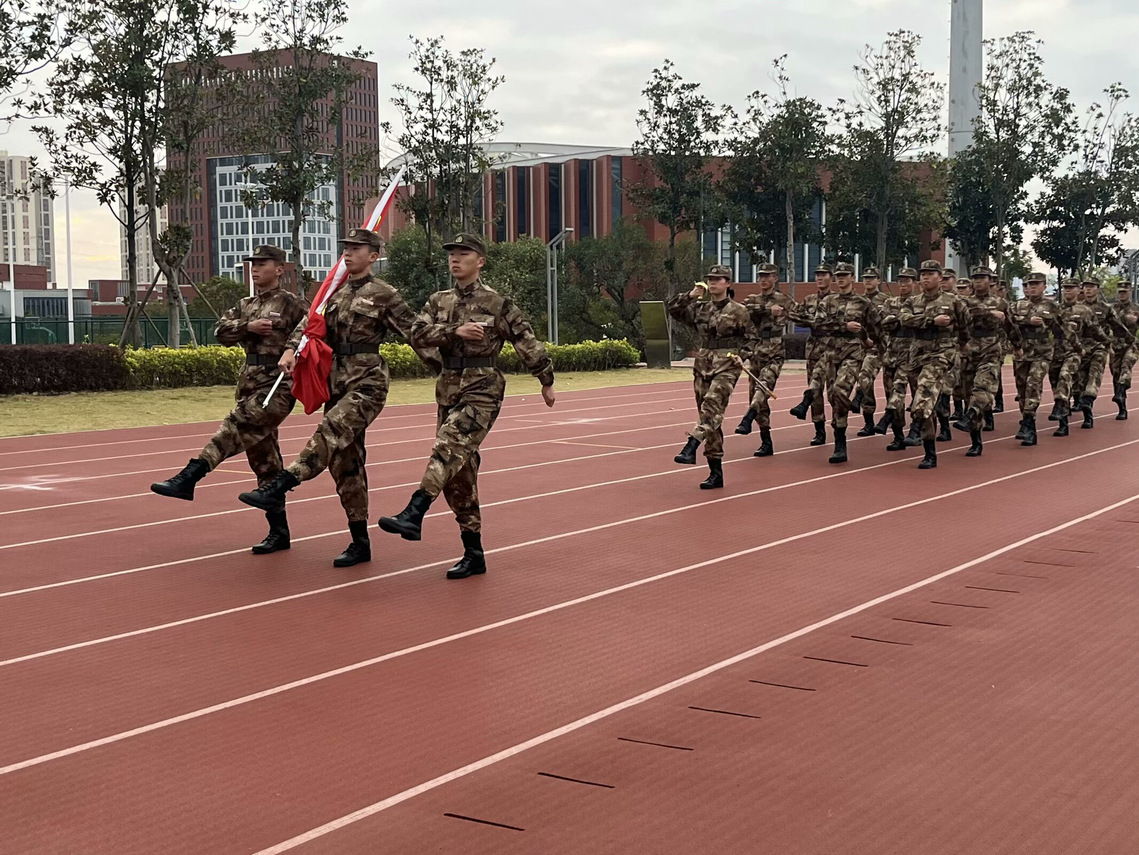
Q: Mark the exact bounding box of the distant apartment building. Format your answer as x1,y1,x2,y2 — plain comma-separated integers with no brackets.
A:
0,151,56,282
119,200,168,285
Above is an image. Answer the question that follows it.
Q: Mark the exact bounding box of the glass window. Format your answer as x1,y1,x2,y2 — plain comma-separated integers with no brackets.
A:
611,157,623,225
548,164,562,241
578,160,592,239
494,171,506,243
515,167,528,236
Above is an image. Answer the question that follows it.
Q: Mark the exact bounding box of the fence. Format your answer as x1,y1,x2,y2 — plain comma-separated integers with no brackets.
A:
0,317,220,347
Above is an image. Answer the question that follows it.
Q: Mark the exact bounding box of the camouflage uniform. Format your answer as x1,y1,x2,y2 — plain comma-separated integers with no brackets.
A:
202,283,308,482
284,272,435,523
668,289,755,460
740,277,796,430
808,286,877,431
798,267,834,426
1075,295,1113,403
899,287,971,442
959,291,1009,429
409,279,553,532
880,274,920,433
854,281,890,420
1109,294,1139,403
1048,292,1094,418
1008,294,1062,418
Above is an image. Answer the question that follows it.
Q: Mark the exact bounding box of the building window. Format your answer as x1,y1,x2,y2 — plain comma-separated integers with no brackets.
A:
611,157,623,225
515,167,528,236
578,160,592,239
494,170,506,243
548,164,562,241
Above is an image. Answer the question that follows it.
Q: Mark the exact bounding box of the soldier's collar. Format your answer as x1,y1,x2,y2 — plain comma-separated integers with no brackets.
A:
712,296,730,307
455,277,481,295
347,272,372,288
255,284,281,297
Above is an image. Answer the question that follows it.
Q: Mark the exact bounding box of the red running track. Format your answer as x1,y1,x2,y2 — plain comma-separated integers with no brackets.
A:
1,371,1138,854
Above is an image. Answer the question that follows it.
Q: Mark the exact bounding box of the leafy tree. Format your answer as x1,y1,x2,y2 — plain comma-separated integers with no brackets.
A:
1,0,64,112
383,226,447,316
485,237,547,326
188,275,246,318
630,60,725,295
946,143,1002,271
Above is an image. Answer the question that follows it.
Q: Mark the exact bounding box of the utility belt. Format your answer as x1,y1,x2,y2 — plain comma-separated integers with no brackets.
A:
333,342,380,355
702,337,744,351
245,353,282,366
915,329,955,341
894,329,915,339
442,355,497,370
971,327,1000,338
756,329,783,340
1018,327,1050,339
833,331,861,340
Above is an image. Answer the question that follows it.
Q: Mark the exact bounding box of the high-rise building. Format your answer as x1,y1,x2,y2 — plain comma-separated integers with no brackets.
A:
119,200,168,285
167,50,379,286
0,151,56,282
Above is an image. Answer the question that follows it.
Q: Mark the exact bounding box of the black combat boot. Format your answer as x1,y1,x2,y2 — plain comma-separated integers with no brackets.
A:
1053,415,1069,437
829,427,848,464
886,421,908,452
904,419,923,447
855,412,876,437
734,408,758,435
238,469,300,513
851,389,864,413
673,436,701,465
983,409,996,432
951,398,965,422
333,520,371,567
936,413,953,442
446,530,487,579
966,430,983,457
936,393,951,418
252,509,291,555
1079,395,1095,429
954,406,979,432
918,439,938,469
151,457,209,501
699,458,724,489
809,421,827,447
378,489,434,541
873,411,893,435
1117,384,1129,420
789,390,815,420
1014,417,1031,441
994,381,1005,413
1047,399,1064,421
1021,416,1038,446
753,428,774,457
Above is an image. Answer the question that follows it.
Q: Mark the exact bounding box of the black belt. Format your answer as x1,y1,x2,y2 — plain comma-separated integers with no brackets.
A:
915,329,954,340
333,343,380,355
834,331,861,339
245,353,282,366
1018,327,1049,339
703,338,744,350
895,329,914,339
757,329,782,340
971,327,999,337
442,356,496,370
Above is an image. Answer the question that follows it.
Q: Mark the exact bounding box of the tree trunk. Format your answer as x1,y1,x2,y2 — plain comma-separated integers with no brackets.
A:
167,282,181,348
994,215,1005,278
290,196,304,293
785,189,796,284
875,209,888,274
668,227,678,298
119,173,142,348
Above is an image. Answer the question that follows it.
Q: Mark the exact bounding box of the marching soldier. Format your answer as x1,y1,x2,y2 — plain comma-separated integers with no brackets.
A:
666,264,755,488
1046,278,1095,438
953,267,1007,456
734,262,796,458
898,260,971,469
880,267,919,450
851,267,890,436
377,232,555,579
994,279,1010,412
788,263,834,446
950,277,974,422
1008,271,1063,446
151,244,308,554
237,227,440,567
1110,281,1138,419
1073,277,1113,429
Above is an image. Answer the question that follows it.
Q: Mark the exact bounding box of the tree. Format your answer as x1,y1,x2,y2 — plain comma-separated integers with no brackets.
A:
722,56,827,282
1,0,64,111
234,0,374,293
829,30,945,272
946,144,1000,271
484,237,547,326
384,36,504,292
187,275,246,318
630,60,725,296
383,226,447,317
970,31,1075,276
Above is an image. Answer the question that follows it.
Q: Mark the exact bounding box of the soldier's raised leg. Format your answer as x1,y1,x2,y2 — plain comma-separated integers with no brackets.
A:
750,361,783,458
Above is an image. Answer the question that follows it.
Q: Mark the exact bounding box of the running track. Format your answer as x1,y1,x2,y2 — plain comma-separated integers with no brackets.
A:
2,369,1137,854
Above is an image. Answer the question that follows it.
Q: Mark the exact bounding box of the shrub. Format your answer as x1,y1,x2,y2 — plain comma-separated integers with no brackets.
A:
0,345,130,395
125,346,245,389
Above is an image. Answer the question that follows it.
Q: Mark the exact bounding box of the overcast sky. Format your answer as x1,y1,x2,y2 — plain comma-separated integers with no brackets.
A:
4,0,1138,286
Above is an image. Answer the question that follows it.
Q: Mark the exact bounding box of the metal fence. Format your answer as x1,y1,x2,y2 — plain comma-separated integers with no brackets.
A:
0,317,220,347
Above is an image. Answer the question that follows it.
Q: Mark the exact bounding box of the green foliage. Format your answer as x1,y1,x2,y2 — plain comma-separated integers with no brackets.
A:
485,237,548,325
188,276,248,319
384,226,448,313
0,345,130,395
1,0,63,111
124,345,243,388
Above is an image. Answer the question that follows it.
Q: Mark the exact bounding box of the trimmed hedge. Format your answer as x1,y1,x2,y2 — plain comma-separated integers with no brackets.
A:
0,339,643,395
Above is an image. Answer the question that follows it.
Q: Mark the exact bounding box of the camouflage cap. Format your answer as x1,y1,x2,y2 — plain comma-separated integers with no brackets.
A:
940,267,957,278
919,260,943,274
1024,271,1048,284
1119,280,1133,289
998,279,1009,288
443,231,487,256
244,244,286,264
340,227,382,249
833,262,855,276
815,263,834,275
897,267,918,279
971,265,993,278
861,266,880,279
756,262,779,276
955,278,973,288
1082,276,1102,287
706,264,733,279
1061,276,1082,286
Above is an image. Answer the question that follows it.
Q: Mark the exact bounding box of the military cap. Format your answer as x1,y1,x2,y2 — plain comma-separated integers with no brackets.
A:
955,278,972,288
340,227,382,249
815,262,834,275
443,231,487,256
1024,271,1048,284
971,265,993,278
756,262,779,275
1119,280,1132,289
1082,276,1101,287
244,244,286,264
897,267,918,279
940,266,957,277
1060,277,1081,287
861,266,880,279
706,264,733,279
998,279,1009,288
919,260,943,274
833,262,855,276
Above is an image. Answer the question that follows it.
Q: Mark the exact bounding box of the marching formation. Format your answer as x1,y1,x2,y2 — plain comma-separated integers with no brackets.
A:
670,262,1138,486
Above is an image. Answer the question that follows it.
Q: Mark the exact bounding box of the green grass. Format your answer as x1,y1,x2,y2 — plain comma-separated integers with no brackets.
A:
0,368,682,437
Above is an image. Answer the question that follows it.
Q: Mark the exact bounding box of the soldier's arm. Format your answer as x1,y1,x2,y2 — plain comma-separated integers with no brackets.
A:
214,299,251,345
285,312,309,352
666,292,697,327
898,297,925,328
383,291,442,372
408,294,456,349
503,298,554,386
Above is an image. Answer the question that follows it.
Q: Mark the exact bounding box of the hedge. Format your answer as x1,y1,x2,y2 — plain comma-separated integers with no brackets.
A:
0,339,643,395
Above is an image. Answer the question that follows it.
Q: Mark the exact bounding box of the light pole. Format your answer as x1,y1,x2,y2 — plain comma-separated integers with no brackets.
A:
546,227,573,344
4,186,16,344
243,168,262,297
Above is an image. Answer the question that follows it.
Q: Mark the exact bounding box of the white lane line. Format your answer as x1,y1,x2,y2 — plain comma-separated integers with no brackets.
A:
1,438,1132,777
251,488,1139,854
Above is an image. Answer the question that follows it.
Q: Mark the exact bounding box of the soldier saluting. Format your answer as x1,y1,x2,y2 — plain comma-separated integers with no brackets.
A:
378,232,555,580
237,227,440,567
150,244,307,555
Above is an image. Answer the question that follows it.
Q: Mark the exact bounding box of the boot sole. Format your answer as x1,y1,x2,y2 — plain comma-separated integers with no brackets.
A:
238,494,283,512
447,566,487,579
333,554,372,567
734,426,752,435
251,542,291,555
699,483,724,490
753,450,773,457
151,485,194,501
377,518,422,541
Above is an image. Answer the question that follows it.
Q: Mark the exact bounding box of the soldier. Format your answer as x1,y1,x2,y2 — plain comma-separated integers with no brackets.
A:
1073,277,1113,429
950,277,975,421
850,266,890,436
796,262,876,464
150,245,308,554
952,267,1007,456
665,264,755,488
787,264,834,446
1110,281,1138,419
734,262,796,458
928,266,966,442
1046,278,1094,438
898,259,971,469
237,227,440,568
940,267,958,292
1008,271,1063,446
377,232,555,579
994,279,1010,412
880,267,919,450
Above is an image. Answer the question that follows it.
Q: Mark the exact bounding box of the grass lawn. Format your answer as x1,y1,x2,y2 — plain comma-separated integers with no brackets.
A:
0,368,682,437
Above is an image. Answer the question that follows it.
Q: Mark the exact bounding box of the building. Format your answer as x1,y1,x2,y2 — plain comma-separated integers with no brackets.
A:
0,151,56,282
119,200,168,285
167,50,379,286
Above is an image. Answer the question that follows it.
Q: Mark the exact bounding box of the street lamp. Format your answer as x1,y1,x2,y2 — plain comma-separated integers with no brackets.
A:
546,227,573,344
